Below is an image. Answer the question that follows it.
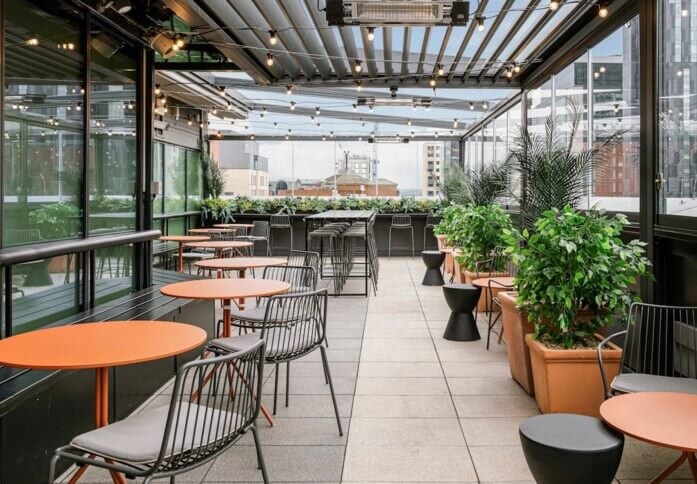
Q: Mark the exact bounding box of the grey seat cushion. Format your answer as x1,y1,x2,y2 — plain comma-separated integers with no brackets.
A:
231,306,267,322
611,373,697,395
211,330,314,356
71,403,239,465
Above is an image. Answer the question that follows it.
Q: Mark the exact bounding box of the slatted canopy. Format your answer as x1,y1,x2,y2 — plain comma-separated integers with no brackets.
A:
163,0,598,89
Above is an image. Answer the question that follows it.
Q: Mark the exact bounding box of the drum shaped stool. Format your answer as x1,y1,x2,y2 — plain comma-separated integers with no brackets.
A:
442,284,481,341
421,250,445,286
519,414,624,484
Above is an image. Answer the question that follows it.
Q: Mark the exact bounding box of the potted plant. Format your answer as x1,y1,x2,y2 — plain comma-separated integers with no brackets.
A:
498,105,622,396
504,206,650,416
433,204,466,278
450,204,512,311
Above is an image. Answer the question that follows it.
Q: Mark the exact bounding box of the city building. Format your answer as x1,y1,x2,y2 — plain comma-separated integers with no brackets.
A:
210,140,269,196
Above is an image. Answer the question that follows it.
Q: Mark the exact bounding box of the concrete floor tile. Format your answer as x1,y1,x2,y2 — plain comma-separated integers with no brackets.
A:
352,395,457,418
453,396,539,418
440,361,511,378
358,361,444,378
342,445,477,482
259,394,353,418
347,418,465,447
460,417,527,446
360,347,439,362
469,445,535,482
617,443,693,480
356,377,449,395
447,377,527,396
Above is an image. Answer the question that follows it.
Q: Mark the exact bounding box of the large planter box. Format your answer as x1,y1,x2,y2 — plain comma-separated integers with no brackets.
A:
499,292,535,395
526,334,622,417
463,268,508,312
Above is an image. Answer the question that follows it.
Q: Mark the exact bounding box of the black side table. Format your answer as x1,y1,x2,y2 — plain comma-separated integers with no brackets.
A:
421,250,445,286
520,414,624,484
442,284,481,341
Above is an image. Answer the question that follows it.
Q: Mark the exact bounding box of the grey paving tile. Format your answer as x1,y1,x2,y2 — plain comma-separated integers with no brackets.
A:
270,361,358,378
355,377,450,395
204,445,345,482
241,417,348,446
453,396,539,418
361,338,435,350
342,445,478,482
260,394,353,418
262,375,356,395
460,417,527,446
352,395,457,418
447,377,527,396
617,443,693,480
440,361,511,378
360,347,439,362
469,445,535,482
347,418,465,447
358,361,444,378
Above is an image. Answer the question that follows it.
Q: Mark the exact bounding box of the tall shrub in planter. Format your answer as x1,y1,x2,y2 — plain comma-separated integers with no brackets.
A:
452,204,512,272
503,206,651,415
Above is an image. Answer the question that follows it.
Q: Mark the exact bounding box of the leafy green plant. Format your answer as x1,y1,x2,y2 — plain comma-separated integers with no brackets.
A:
433,204,467,242
503,206,651,348
29,203,81,239
201,198,235,223
507,104,620,228
202,153,224,199
437,160,510,206
451,204,513,271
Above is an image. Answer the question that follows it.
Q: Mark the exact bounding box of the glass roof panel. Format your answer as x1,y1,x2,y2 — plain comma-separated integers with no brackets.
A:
515,2,577,63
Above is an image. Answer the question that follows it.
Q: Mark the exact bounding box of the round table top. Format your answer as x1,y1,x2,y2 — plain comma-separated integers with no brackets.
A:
184,240,254,250
600,392,697,452
188,228,237,234
214,223,256,228
194,257,287,270
471,276,515,289
160,235,210,243
0,321,207,370
161,278,290,301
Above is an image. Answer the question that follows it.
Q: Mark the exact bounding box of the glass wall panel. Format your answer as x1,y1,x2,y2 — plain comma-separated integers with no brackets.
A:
482,122,494,168
590,18,640,212
494,112,508,163
153,143,164,215
658,0,697,216
3,0,84,245
94,244,134,304
187,150,202,211
164,144,186,212
89,26,137,233
527,79,553,137
555,53,589,151
507,103,523,203
10,254,80,334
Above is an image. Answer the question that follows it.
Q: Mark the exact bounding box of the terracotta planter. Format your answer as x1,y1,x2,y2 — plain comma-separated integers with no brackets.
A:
463,269,508,311
499,292,535,395
526,334,622,417
436,234,448,251
436,236,455,280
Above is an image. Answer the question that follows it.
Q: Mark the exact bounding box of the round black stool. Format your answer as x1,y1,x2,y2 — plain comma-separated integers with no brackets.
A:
442,284,481,341
421,250,445,286
519,414,624,484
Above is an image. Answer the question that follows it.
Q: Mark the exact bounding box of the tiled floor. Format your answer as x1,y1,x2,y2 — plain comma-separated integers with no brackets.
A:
69,258,693,483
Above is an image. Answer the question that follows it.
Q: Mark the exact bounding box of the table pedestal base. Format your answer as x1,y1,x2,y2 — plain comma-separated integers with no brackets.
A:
651,452,697,483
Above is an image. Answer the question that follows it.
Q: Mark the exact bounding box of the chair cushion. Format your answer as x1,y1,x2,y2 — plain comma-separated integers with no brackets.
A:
211,330,314,356
231,306,267,322
71,403,239,465
611,373,697,395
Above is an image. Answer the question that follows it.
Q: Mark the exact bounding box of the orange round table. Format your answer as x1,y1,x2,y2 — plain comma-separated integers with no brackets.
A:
214,223,255,228
160,279,290,338
159,235,210,272
0,321,206,483
194,257,287,279
184,240,253,258
601,392,697,483
471,276,515,289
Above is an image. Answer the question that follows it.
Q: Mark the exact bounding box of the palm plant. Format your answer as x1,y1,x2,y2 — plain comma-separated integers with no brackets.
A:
508,103,620,227
435,159,510,206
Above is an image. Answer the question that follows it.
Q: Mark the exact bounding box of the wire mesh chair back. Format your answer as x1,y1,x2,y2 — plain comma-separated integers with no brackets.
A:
391,214,412,227
287,250,321,287
621,303,697,378
475,246,511,276
259,289,327,362
250,221,270,238
425,214,440,228
150,340,265,475
270,214,291,227
262,264,317,292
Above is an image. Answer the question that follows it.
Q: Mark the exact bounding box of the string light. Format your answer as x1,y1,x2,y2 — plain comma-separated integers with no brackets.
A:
25,35,39,46
476,16,485,31
315,107,321,116
367,27,375,41
682,8,689,17
211,108,217,115
218,86,226,97
437,64,444,76
407,119,412,126
453,119,458,128
266,52,274,66
434,131,439,138
290,101,296,110
506,66,514,78
286,85,293,95
429,76,437,87
482,101,489,110
355,81,363,91
469,102,475,110
598,2,608,18
154,84,161,96
514,64,521,73
354,60,362,73
269,30,278,45
175,37,185,49
550,0,560,11
352,103,357,112
250,134,255,140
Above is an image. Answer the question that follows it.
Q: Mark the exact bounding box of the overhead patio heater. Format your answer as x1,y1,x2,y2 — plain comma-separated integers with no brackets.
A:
326,0,470,26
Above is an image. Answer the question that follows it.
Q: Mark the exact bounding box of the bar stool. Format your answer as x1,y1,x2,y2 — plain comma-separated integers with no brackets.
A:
270,213,293,254
388,214,414,257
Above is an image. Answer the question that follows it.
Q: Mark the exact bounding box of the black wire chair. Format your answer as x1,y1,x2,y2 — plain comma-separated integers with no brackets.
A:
209,289,343,435
270,213,294,253
598,302,697,399
49,341,268,484
423,214,440,250
237,221,271,256
287,250,321,289
388,214,414,257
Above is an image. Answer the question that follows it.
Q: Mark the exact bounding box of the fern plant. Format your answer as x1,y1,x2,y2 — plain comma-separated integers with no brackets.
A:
436,160,510,206
507,104,620,228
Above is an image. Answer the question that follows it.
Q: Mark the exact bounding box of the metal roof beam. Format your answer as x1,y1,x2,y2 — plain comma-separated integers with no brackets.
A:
339,27,361,79
383,27,393,78
461,0,515,79
431,26,453,76
446,0,489,82
361,27,378,78
401,27,412,77
219,135,460,141
416,27,431,76
303,0,348,78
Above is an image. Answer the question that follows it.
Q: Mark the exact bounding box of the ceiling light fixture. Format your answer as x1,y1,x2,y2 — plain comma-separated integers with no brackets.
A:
25,35,39,46
269,30,278,45
315,107,321,115
356,81,363,91
266,53,275,66
429,76,437,87
550,0,560,11
367,27,375,41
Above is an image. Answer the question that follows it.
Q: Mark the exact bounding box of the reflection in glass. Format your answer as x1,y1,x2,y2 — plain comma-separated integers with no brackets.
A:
164,144,187,212
590,18,640,212
3,0,84,244
527,79,553,137
94,245,134,304
10,255,79,334
89,26,137,233
658,1,697,216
